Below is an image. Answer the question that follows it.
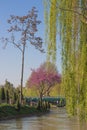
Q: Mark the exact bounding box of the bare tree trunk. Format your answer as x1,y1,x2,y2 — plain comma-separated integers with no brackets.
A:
39,87,43,107
20,44,25,104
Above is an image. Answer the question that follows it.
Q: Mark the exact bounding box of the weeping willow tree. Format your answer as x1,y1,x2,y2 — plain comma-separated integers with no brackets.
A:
44,0,87,120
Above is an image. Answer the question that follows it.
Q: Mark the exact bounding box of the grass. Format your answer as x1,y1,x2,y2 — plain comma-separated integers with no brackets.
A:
0,103,49,121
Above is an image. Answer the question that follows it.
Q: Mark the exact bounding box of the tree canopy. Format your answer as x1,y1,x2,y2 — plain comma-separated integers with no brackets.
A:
27,61,61,100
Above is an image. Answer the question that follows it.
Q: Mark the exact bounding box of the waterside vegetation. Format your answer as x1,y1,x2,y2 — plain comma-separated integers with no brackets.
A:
0,103,50,121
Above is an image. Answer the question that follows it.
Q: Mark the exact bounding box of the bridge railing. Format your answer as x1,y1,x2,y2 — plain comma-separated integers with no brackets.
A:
24,96,66,107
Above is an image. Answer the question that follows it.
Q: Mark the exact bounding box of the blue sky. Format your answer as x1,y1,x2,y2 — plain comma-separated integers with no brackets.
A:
0,0,61,87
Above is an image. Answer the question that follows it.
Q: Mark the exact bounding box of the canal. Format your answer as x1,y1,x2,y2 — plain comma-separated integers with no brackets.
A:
0,108,87,130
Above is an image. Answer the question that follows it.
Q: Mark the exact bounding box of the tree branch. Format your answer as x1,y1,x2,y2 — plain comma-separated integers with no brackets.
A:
50,1,87,24
2,38,23,52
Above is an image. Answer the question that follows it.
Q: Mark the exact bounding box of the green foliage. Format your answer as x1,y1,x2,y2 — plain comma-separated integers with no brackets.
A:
0,80,23,105
44,0,87,120
4,80,15,101
6,90,9,104
23,87,38,97
50,84,61,96
44,0,57,62
1,87,5,101
0,104,49,120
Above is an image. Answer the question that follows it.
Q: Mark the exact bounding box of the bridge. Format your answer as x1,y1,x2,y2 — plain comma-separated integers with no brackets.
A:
25,96,66,107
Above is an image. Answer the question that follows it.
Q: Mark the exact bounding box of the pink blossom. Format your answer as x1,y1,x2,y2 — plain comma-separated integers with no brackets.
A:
28,62,61,96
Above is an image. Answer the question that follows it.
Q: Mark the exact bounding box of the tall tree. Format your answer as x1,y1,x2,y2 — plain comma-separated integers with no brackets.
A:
44,0,87,119
2,7,44,103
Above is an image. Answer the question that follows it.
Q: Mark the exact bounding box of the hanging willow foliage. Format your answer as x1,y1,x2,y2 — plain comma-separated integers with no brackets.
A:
44,0,57,62
44,0,87,120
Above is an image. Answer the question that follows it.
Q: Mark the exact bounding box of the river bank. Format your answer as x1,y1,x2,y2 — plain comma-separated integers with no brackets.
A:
0,104,50,121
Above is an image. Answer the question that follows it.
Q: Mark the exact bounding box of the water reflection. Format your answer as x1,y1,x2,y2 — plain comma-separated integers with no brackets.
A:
0,108,87,130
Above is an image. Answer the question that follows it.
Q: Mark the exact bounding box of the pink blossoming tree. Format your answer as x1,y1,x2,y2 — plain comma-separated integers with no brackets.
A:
28,62,61,104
